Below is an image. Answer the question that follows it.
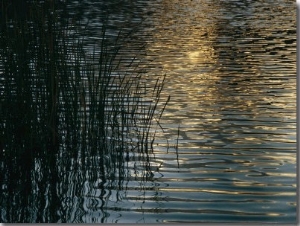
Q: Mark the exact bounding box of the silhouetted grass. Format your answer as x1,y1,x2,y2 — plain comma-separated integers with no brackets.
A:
0,1,168,222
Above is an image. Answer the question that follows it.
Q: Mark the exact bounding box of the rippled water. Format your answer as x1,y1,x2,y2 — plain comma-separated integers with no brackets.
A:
104,0,296,223
1,0,296,223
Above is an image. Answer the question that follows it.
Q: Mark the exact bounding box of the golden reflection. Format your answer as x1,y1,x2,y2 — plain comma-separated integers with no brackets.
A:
141,2,296,221
146,0,218,73
145,0,296,168
158,188,295,196
148,1,295,117
232,181,282,187
267,173,296,177
266,213,282,216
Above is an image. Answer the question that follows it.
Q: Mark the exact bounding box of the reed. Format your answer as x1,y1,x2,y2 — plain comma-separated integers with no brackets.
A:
0,1,168,222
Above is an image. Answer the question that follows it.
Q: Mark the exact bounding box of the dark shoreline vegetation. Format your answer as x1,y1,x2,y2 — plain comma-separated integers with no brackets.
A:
0,1,169,222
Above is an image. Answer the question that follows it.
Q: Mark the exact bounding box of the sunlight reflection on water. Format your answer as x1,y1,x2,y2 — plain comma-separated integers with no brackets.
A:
123,0,296,223
0,0,296,223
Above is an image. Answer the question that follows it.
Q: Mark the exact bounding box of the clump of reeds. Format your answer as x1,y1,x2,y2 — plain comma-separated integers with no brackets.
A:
0,0,169,222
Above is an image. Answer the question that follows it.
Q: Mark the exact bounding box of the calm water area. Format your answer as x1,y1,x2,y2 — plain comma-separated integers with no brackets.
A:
1,0,297,223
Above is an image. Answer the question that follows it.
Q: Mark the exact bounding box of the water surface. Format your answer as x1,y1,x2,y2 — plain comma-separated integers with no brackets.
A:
113,0,297,223
1,0,296,223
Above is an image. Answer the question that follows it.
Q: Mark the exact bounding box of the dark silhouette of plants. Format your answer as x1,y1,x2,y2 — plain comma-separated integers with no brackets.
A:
0,0,169,222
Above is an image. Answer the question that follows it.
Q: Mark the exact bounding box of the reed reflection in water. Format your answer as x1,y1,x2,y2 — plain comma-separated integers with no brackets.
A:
0,1,168,223
0,0,297,223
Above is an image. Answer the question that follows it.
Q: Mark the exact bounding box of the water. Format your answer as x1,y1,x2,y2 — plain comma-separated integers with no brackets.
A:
106,0,297,223
1,0,296,223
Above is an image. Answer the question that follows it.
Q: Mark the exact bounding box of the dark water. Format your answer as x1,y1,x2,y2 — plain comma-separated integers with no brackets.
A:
1,0,297,223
